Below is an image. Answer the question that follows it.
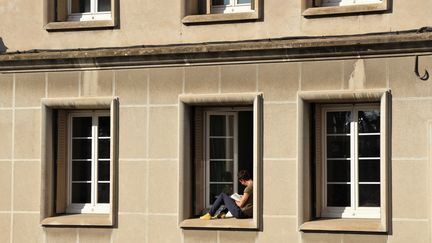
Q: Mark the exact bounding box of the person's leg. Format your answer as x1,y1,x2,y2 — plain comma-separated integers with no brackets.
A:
219,193,243,218
209,193,226,216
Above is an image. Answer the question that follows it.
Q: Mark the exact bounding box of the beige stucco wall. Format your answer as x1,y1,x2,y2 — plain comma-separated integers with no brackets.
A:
0,0,431,52
1,55,432,242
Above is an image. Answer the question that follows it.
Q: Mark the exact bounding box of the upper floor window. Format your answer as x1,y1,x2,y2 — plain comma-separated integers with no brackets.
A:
321,0,381,7
68,0,112,21
211,0,252,13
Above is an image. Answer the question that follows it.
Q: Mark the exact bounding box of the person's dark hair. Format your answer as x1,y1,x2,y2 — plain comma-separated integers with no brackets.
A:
238,170,251,181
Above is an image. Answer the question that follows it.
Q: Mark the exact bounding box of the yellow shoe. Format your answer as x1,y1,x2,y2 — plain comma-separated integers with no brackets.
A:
219,212,226,219
200,213,211,220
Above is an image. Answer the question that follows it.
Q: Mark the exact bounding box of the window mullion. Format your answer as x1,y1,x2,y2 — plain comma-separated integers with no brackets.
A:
233,113,238,195
352,108,359,213
91,0,97,14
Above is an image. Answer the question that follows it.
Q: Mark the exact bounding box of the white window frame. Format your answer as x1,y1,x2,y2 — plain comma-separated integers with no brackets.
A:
321,0,382,7
67,0,112,21
66,110,111,214
321,104,381,219
204,111,239,207
211,0,253,14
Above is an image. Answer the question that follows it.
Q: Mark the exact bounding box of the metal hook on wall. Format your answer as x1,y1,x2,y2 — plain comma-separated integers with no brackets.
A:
414,55,429,81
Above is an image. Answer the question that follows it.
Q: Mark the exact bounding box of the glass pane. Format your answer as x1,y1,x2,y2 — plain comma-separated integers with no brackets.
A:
359,160,380,182
98,139,110,159
358,110,380,133
209,184,233,204
326,136,350,158
71,0,91,13
98,183,110,203
327,160,350,182
359,184,380,207
212,0,230,6
98,161,110,181
72,139,92,159
72,183,91,203
237,0,251,3
358,135,380,157
209,138,233,159
98,0,111,11
326,111,351,134
98,116,110,137
210,115,233,136
72,161,91,181
72,117,92,137
327,184,350,207
210,161,233,182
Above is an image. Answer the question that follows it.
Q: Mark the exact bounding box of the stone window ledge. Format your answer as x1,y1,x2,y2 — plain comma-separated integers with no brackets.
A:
302,2,388,17
41,214,113,227
180,218,257,230
45,20,116,31
182,12,259,25
300,218,386,233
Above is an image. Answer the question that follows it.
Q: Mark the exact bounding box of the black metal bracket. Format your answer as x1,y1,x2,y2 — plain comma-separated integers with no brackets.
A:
414,55,429,81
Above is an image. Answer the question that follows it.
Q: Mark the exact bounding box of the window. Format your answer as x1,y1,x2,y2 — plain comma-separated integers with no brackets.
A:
44,0,118,30
204,109,253,208
41,97,118,226
68,0,112,21
298,90,390,232
179,93,262,230
321,104,380,218
211,0,252,13
302,0,388,16
321,0,381,7
182,0,260,24
67,111,111,214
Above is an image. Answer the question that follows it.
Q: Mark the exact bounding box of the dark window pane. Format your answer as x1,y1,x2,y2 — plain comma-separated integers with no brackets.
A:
72,161,92,181
98,161,110,181
327,184,350,207
210,115,233,136
209,184,233,204
71,0,91,13
359,160,380,182
358,135,380,157
326,111,351,134
98,0,111,11
212,0,230,5
98,183,110,203
327,160,350,182
98,139,110,159
210,161,233,182
327,136,350,158
72,117,92,137
358,110,380,133
209,138,233,159
72,139,92,159
98,116,110,137
359,184,380,207
72,183,91,203
237,0,251,3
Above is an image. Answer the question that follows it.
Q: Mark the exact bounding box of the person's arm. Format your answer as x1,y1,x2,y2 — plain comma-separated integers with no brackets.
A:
235,192,250,208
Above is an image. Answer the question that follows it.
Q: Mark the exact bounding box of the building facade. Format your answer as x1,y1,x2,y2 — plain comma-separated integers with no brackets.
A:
0,0,432,242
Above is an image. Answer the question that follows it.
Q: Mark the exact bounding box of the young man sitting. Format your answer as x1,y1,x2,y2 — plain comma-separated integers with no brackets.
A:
200,170,253,219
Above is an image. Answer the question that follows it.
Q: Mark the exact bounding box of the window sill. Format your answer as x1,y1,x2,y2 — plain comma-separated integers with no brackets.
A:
300,218,386,233
302,2,388,17
41,214,113,227
182,12,259,25
44,20,116,31
180,218,257,230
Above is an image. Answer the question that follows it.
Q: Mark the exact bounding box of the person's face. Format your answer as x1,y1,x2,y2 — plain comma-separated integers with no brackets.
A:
239,179,247,186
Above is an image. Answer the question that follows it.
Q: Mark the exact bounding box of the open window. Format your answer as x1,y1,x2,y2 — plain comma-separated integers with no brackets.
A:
41,97,119,226
298,90,390,232
44,0,118,30
179,93,262,230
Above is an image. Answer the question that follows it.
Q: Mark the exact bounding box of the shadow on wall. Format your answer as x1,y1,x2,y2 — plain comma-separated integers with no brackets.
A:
0,38,8,53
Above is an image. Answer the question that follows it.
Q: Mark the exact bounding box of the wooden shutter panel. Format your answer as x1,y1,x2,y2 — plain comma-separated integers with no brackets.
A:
194,107,205,215
56,110,68,214
314,104,322,218
56,0,68,21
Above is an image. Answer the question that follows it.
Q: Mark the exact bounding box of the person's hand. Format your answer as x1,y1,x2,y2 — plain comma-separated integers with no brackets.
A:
235,200,242,207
